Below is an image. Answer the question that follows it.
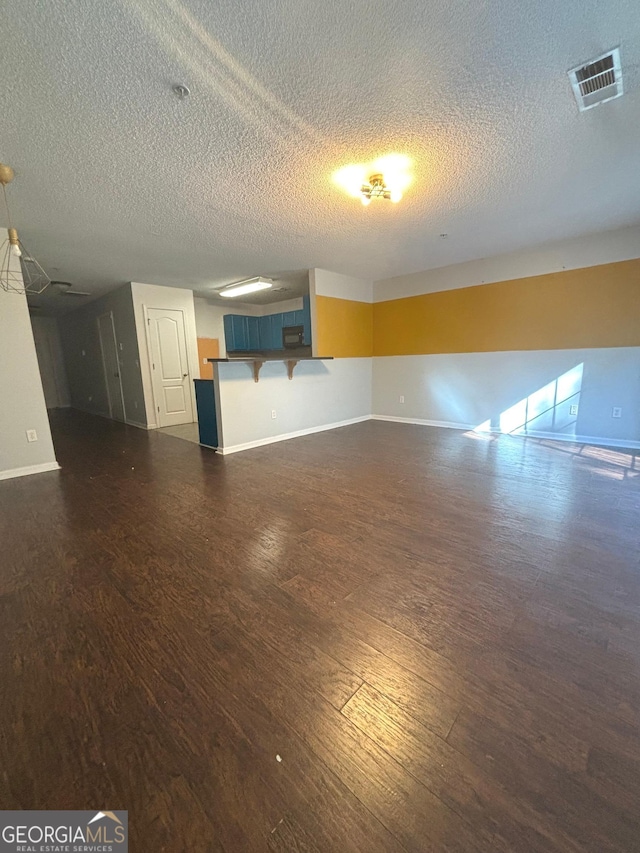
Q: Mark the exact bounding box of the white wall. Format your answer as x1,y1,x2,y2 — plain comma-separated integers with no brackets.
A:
370,225,640,449
31,316,70,408
131,282,200,428
0,232,58,480
374,224,640,301
214,358,372,453
59,283,146,426
194,295,304,357
372,349,640,448
313,269,373,302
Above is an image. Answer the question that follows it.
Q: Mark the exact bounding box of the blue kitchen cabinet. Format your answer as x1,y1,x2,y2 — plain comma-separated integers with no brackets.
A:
225,298,312,352
270,313,284,349
224,314,249,351
194,379,218,448
247,316,260,350
233,315,249,350
223,314,236,351
258,315,270,350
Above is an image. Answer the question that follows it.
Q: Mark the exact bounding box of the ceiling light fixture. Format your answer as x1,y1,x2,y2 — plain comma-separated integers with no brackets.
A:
0,163,50,295
360,174,403,205
333,154,412,207
219,276,273,298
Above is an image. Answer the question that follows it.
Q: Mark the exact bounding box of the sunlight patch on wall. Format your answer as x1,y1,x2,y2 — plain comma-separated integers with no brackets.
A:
474,364,584,437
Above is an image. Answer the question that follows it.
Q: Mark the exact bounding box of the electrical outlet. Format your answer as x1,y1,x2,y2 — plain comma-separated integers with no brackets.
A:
26,429,38,442
81,349,86,357
569,404,578,416
612,407,622,418
203,357,208,365
119,342,123,351
271,409,277,419
399,395,405,404
88,395,93,402
134,401,138,409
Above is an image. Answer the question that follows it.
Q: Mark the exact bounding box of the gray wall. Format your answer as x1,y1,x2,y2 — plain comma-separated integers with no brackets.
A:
0,239,58,478
31,315,70,408
59,283,147,426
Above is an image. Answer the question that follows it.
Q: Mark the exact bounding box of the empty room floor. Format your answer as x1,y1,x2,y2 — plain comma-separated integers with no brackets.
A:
1,410,639,852
156,422,201,445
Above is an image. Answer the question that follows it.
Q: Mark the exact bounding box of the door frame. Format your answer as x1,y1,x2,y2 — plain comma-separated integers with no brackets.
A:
142,305,195,428
97,311,126,421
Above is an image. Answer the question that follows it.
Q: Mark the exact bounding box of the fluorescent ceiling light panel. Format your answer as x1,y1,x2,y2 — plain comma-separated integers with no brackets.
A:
219,276,273,298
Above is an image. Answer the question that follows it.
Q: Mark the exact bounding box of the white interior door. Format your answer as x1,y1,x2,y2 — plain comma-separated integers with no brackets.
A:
98,312,125,422
147,307,193,427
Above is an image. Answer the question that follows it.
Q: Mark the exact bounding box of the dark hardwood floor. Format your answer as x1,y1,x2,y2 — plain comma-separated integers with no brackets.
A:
1,410,640,852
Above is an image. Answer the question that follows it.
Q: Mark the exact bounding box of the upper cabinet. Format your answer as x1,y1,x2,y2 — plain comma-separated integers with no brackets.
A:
247,316,260,350
224,296,312,352
223,315,249,351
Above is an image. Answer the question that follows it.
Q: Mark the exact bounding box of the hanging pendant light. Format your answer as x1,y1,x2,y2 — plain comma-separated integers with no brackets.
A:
0,163,50,295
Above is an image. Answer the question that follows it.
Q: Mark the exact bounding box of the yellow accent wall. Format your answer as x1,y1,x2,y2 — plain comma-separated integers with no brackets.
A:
315,295,373,357
373,259,640,356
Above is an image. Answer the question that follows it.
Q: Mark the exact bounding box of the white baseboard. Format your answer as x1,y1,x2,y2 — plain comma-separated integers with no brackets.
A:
525,430,640,450
0,461,61,482
372,414,476,431
371,414,640,451
218,415,372,455
125,419,150,430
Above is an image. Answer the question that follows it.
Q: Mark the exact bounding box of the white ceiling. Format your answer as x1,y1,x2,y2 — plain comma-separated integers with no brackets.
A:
2,0,640,312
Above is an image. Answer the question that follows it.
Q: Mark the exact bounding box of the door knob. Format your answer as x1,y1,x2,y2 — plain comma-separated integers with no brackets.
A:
183,373,188,378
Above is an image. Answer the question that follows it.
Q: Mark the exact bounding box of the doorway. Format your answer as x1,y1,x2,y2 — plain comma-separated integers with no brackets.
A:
146,307,194,428
97,311,126,422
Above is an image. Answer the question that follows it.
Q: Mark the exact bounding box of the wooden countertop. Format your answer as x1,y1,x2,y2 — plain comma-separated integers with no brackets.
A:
207,353,333,381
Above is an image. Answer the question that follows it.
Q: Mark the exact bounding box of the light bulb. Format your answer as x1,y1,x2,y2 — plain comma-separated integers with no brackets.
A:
361,195,371,206
10,242,22,258
389,189,403,203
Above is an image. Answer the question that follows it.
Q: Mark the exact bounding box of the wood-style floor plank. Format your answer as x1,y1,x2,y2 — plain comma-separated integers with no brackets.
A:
1,410,639,851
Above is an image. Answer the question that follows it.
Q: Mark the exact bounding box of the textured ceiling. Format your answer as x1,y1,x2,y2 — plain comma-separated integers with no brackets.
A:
2,0,640,311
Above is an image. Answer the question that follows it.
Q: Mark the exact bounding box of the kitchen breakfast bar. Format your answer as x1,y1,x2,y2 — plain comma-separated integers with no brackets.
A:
195,354,334,453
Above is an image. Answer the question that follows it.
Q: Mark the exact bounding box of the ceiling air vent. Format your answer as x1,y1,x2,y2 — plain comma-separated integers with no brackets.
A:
568,48,623,111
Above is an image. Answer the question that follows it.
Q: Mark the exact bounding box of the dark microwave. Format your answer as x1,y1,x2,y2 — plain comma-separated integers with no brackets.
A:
282,325,304,348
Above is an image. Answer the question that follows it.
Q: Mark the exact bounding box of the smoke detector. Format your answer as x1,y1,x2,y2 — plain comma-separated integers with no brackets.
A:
568,48,623,112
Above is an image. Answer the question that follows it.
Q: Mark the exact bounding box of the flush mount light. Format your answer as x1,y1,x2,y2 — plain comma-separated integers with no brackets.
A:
333,154,412,207
360,174,403,206
219,276,273,298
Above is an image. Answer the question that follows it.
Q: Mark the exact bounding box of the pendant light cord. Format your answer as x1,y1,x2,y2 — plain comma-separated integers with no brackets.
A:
1,182,13,229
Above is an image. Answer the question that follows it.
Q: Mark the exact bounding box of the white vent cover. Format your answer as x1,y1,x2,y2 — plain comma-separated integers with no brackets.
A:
568,48,623,112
